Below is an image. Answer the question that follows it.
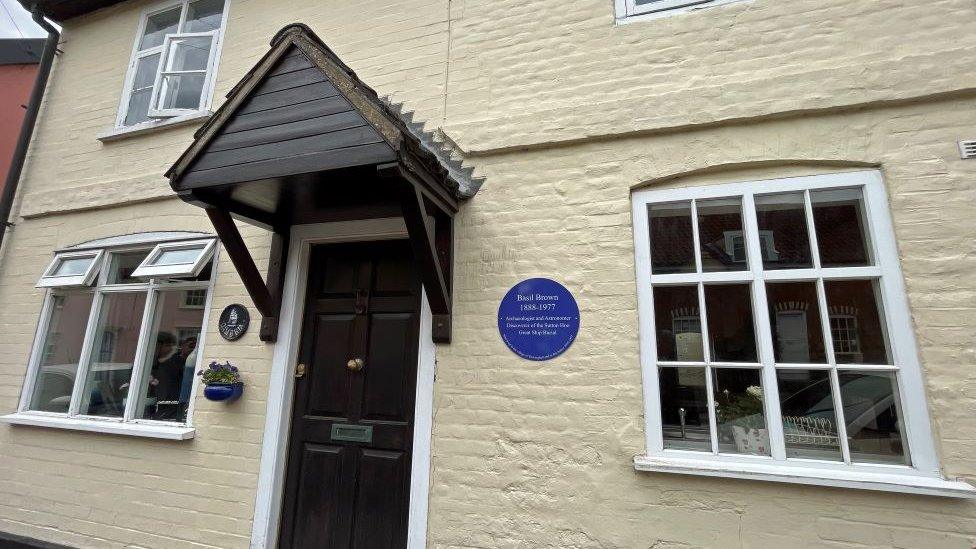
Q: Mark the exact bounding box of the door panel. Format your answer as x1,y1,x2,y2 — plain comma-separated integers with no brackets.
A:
280,240,421,549
292,444,348,548
362,313,414,421
351,449,407,548
307,314,356,418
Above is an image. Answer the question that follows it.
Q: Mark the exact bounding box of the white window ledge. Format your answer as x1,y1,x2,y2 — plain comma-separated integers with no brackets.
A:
634,454,976,498
96,111,212,142
1,412,195,440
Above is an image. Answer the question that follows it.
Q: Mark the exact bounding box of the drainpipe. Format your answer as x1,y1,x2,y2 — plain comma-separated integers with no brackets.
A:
0,5,60,251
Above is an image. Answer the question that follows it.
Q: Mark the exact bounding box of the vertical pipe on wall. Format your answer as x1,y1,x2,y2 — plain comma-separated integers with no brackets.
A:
0,4,60,252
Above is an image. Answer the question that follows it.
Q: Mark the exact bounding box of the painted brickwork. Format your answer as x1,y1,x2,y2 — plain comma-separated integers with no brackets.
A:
0,0,974,547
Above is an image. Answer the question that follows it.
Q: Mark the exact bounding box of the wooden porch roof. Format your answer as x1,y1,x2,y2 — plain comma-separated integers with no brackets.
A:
165,24,472,344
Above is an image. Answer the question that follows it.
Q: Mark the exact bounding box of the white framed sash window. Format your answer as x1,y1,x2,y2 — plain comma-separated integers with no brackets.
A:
631,170,975,497
116,0,229,128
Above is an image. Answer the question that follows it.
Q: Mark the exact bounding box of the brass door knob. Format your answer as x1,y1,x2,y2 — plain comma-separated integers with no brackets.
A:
346,358,365,372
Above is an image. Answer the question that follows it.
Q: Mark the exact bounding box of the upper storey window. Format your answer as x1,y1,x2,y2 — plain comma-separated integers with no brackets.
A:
117,0,229,128
617,0,732,21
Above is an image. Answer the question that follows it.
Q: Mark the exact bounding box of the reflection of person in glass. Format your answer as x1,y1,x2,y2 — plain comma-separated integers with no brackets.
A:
149,332,197,419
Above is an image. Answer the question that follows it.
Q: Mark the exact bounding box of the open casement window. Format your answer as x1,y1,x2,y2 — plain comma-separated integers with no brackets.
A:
37,250,104,288
119,0,228,127
632,171,974,497
11,235,218,437
132,238,217,278
147,31,220,117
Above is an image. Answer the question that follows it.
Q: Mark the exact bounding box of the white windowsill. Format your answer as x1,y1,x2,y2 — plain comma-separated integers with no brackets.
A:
97,111,212,142
1,412,195,440
634,454,976,498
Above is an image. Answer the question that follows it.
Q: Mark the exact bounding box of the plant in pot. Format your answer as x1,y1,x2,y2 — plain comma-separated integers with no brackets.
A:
716,385,769,455
199,361,244,403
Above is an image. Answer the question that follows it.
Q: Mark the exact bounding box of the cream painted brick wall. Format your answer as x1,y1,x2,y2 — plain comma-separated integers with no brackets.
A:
432,97,976,549
443,0,976,153
1,0,975,547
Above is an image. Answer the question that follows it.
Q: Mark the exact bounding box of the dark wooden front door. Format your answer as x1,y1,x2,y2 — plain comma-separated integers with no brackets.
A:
279,240,421,549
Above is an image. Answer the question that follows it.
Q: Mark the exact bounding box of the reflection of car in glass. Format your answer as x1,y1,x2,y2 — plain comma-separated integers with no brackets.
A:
33,362,134,415
781,373,904,460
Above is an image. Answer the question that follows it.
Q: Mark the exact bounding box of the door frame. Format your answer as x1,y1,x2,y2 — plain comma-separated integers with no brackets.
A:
250,218,436,549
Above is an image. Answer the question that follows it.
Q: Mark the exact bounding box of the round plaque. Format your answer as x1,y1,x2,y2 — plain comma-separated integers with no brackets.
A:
218,304,250,341
497,278,580,361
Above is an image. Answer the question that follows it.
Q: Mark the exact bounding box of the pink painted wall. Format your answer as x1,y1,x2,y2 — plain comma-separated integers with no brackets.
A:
0,63,38,193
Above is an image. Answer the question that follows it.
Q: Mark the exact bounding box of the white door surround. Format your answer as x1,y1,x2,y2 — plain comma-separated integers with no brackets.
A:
249,218,436,548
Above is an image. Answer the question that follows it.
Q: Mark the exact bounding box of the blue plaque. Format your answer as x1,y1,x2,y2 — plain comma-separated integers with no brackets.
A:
498,278,580,361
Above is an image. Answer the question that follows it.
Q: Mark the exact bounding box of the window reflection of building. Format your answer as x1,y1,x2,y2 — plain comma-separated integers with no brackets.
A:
670,307,702,362
829,306,862,363
181,288,207,308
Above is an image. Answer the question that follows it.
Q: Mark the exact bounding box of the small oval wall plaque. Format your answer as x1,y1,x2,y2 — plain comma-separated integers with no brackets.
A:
218,304,250,341
498,278,580,361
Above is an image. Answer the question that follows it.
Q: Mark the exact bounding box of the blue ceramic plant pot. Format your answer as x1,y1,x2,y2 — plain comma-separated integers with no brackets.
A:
204,383,244,403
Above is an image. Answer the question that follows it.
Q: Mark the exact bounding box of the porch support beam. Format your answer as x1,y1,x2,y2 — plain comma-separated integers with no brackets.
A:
206,208,280,340
380,163,453,343
259,230,288,342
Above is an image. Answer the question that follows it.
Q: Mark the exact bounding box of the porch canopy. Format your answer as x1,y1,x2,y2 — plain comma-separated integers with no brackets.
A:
166,24,482,344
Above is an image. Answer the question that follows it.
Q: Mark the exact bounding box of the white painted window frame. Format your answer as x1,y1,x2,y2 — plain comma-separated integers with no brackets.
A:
36,250,105,288
115,0,230,129
626,0,712,16
147,30,221,118
614,0,748,23
631,170,976,497
132,238,217,278
3,240,220,440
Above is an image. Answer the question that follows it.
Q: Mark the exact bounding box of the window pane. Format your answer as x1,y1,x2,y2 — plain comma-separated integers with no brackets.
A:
185,0,225,33
765,282,827,363
136,289,206,422
133,53,161,89
107,251,151,284
714,368,769,456
838,371,908,465
660,367,710,451
140,7,180,50
704,284,757,362
164,36,213,72
755,193,812,270
52,256,94,277
80,292,147,417
125,89,153,126
697,197,747,272
125,53,161,125
155,246,205,266
824,280,890,364
157,73,206,111
649,202,695,274
653,285,701,362
812,188,871,267
28,294,94,413
777,369,843,461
